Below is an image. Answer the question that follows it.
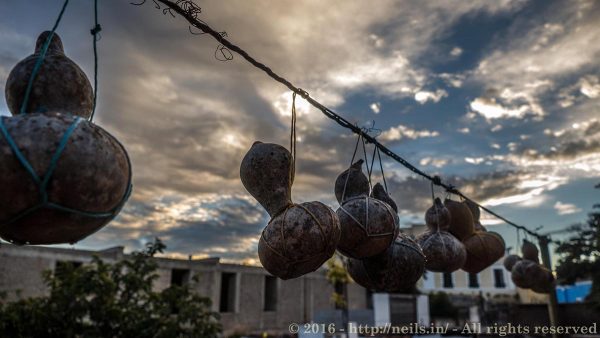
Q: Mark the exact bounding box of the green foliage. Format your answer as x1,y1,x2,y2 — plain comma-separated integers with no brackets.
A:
0,238,221,337
325,255,350,286
325,254,349,309
429,291,458,319
556,183,600,312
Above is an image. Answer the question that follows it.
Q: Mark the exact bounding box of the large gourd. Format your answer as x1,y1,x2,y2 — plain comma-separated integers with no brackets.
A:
0,112,131,244
417,231,466,273
425,198,451,232
465,199,487,232
444,199,475,241
334,161,398,259
511,260,545,289
521,239,540,263
240,142,340,279
334,160,368,205
418,198,466,272
371,183,398,213
531,266,554,294
503,254,522,272
346,233,425,292
462,231,506,273
5,32,93,118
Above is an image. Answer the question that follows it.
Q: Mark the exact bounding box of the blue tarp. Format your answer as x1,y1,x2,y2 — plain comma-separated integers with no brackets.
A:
556,281,592,303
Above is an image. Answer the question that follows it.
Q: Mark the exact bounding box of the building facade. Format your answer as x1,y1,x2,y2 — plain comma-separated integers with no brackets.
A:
0,243,372,336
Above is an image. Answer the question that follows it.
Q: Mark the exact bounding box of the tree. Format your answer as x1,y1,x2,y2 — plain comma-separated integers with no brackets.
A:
555,183,600,312
325,254,351,331
0,238,222,337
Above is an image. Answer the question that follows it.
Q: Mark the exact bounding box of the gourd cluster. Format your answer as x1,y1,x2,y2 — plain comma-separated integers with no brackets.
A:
240,144,508,293
418,198,506,274
0,32,131,245
504,240,554,294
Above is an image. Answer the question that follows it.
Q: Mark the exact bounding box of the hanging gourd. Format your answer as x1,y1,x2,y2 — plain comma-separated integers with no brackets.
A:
240,141,340,280
0,28,132,245
425,197,451,231
521,239,540,263
334,159,369,205
346,233,425,292
465,199,480,221
461,231,506,273
464,199,488,231
417,231,466,273
5,32,93,118
371,182,397,213
335,160,398,259
530,266,554,294
503,254,522,272
0,112,132,244
444,199,475,241
417,198,466,272
371,181,400,226
511,259,545,289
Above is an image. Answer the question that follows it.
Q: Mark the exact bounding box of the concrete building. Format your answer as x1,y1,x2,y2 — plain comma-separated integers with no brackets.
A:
0,243,376,336
1,224,541,335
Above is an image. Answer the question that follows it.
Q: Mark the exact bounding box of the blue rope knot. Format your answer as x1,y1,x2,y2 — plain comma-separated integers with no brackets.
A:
0,115,132,237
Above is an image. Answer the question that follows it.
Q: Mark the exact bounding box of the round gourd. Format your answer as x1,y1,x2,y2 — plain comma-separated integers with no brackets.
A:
371,182,397,213
464,199,481,222
462,231,506,273
511,260,544,289
0,112,131,245
346,233,425,292
473,221,487,232
336,196,399,259
416,230,466,273
258,201,340,280
503,254,522,272
531,266,554,294
488,231,506,254
334,160,369,204
425,197,451,231
240,142,293,217
521,239,540,263
444,199,475,241
5,31,93,118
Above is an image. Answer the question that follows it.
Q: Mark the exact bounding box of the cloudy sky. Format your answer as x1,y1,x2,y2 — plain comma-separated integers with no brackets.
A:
0,0,598,263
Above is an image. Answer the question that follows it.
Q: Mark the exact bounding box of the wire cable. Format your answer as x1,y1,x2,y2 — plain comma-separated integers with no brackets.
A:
151,0,551,241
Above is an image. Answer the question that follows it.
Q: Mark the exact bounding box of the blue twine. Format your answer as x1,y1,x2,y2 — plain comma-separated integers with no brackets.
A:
19,0,70,115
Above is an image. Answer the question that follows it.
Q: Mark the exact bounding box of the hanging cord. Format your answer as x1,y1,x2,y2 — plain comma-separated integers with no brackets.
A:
431,181,442,234
377,147,389,193
360,131,372,192
19,0,70,115
368,144,391,195
367,142,377,184
516,228,521,256
89,0,102,121
289,92,297,186
340,133,362,204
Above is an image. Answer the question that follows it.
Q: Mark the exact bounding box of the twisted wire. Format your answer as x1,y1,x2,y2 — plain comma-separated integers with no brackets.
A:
144,0,551,241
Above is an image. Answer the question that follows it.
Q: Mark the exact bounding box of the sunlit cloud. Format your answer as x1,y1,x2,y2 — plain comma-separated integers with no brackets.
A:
414,89,448,104
553,201,582,215
380,124,439,142
370,102,381,114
